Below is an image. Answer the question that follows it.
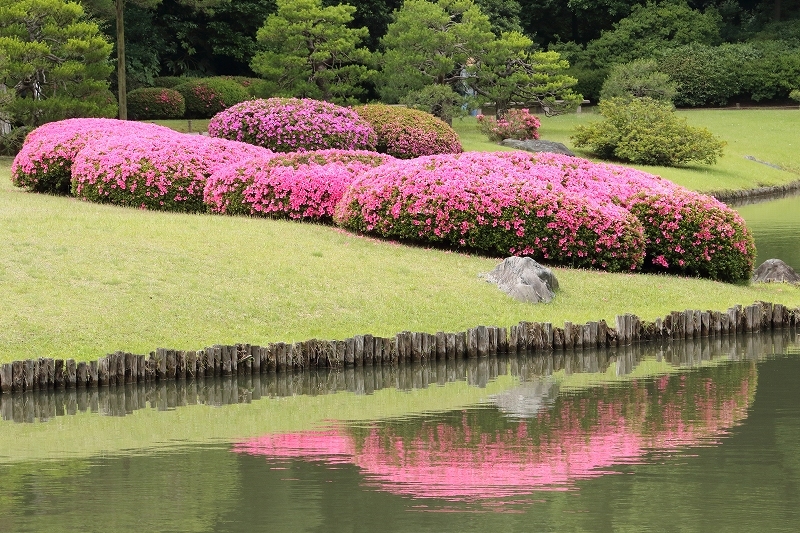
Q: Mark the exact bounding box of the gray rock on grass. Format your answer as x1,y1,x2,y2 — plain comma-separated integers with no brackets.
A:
482,256,559,303
752,258,800,284
500,139,575,157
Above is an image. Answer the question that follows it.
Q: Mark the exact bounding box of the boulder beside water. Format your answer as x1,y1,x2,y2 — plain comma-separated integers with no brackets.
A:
482,256,559,303
752,258,800,284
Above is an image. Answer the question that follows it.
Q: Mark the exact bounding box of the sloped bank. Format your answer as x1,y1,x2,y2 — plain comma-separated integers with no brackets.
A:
0,301,795,394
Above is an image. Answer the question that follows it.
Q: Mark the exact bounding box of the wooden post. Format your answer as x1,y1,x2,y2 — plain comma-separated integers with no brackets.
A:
476,326,489,357
98,357,109,387
66,359,77,388
507,325,519,354
445,333,457,360
456,332,467,358
54,359,65,389
77,362,88,387
435,332,446,359
176,351,186,380
89,360,99,386
497,327,508,353
354,336,365,366
0,364,10,394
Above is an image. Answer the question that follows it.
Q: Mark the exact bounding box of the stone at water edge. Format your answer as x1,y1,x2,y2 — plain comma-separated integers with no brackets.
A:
500,139,576,157
752,258,800,284
482,257,559,304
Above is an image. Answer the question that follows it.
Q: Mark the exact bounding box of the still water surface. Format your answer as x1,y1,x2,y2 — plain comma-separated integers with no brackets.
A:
735,192,800,270
1,331,799,532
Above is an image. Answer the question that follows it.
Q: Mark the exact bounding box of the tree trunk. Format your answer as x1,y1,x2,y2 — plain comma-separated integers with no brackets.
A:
116,0,127,120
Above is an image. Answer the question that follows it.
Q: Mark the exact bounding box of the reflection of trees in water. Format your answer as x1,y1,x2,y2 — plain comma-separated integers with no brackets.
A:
235,360,756,504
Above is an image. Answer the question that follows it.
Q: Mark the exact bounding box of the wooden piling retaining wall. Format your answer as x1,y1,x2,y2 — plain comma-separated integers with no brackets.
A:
1,300,798,395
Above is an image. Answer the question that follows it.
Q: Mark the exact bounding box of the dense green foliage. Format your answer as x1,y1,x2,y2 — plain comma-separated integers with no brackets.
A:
600,58,676,102
126,87,186,119
572,97,726,166
353,104,462,158
174,77,250,118
0,0,117,127
250,0,374,103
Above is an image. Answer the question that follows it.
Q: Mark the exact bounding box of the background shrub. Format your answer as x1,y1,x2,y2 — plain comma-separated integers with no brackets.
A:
571,97,725,166
600,59,676,103
353,104,462,159
0,126,33,156
71,133,270,212
174,77,250,119
11,118,176,195
126,87,186,120
152,76,188,89
208,98,377,153
656,43,748,107
335,152,647,272
476,108,541,142
205,149,392,221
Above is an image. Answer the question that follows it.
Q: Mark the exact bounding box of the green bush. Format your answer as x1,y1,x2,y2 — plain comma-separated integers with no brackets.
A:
220,76,271,97
0,126,33,156
657,43,750,107
174,77,250,119
126,87,186,120
152,76,188,89
399,85,467,124
737,41,800,102
600,59,676,103
571,97,726,166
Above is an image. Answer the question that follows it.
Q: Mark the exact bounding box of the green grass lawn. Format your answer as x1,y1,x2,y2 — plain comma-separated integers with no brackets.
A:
472,108,800,194
3,109,800,364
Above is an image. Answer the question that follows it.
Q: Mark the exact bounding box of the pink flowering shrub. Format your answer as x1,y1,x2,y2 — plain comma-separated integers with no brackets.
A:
335,152,646,271
72,134,271,213
476,108,541,142
126,87,186,120
497,151,756,282
208,98,377,153
11,118,178,194
205,150,393,222
353,104,462,159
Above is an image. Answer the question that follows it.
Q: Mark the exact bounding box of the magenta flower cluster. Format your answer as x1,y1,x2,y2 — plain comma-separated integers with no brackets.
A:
11,118,177,194
208,98,377,153
205,150,393,222
72,133,270,212
11,116,756,282
353,104,462,159
476,108,541,142
496,152,756,282
335,152,647,272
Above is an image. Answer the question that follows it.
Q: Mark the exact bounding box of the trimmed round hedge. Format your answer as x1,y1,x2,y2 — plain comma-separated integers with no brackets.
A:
334,152,647,272
208,98,377,153
127,87,186,120
497,151,756,282
205,149,393,222
353,104,462,159
71,133,271,213
174,77,250,119
11,118,178,195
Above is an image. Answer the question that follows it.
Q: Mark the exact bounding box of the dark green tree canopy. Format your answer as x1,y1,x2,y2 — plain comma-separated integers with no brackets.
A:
0,0,116,126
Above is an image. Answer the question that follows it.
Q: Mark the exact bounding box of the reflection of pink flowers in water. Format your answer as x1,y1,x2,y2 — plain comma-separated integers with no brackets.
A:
233,374,753,503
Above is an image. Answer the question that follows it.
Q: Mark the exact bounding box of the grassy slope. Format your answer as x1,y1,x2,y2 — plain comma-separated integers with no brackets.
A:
2,109,800,364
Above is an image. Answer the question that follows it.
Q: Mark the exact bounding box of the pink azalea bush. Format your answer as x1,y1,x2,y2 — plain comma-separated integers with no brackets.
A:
353,104,462,159
11,118,177,194
476,108,541,142
72,134,271,212
334,152,646,271
208,98,377,153
497,152,756,282
205,150,393,222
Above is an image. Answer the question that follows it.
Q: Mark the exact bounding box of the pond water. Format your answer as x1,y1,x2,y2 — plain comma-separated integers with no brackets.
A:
1,330,799,532
735,192,800,271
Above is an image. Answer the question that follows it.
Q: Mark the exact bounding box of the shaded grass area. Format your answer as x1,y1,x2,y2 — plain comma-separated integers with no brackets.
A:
2,154,799,364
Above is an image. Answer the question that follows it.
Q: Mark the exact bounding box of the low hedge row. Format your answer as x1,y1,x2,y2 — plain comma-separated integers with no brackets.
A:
11,117,756,283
